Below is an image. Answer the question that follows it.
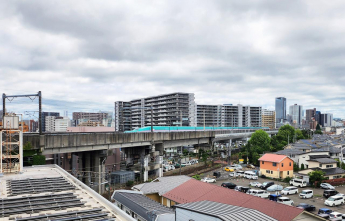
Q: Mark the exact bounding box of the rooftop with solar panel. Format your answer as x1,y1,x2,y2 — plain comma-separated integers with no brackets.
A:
0,115,132,221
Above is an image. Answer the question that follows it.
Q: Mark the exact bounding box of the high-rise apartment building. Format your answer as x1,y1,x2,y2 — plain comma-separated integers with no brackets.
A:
262,109,276,129
115,101,132,132
72,112,108,122
306,108,316,123
196,104,262,127
275,97,286,123
41,112,60,132
45,116,71,132
115,92,196,131
289,104,303,128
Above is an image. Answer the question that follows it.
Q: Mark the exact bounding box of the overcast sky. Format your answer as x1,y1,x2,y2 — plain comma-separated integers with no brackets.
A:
1,1,344,119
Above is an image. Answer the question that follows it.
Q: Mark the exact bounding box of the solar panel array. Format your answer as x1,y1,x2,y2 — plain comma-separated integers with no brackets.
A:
14,208,115,221
7,177,75,196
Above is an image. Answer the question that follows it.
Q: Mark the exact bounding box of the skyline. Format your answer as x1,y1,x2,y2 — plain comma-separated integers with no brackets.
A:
1,1,345,118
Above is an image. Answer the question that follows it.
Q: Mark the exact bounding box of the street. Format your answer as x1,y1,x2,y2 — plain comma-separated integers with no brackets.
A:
203,168,345,215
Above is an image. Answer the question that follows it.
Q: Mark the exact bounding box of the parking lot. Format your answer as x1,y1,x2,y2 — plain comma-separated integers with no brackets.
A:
203,168,345,215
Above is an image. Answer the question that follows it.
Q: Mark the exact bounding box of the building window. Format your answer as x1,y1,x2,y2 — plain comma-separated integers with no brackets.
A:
273,163,277,166
281,163,284,167
262,161,264,164
266,170,270,174
319,164,322,167
326,164,334,168
271,171,273,174
289,162,291,166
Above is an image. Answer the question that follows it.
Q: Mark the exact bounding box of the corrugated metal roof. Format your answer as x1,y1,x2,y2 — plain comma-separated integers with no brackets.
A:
163,179,304,221
258,154,288,163
114,192,174,220
310,167,345,176
132,175,191,195
175,200,277,221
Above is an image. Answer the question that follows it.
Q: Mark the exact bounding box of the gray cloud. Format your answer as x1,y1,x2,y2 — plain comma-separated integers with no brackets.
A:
0,1,345,118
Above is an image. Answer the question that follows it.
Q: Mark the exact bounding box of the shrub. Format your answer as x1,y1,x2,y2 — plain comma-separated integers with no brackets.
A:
126,180,134,187
33,155,46,165
283,176,292,183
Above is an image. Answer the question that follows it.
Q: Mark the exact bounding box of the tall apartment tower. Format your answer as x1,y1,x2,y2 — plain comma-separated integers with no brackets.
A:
262,109,276,129
275,97,286,123
321,113,333,127
115,92,196,131
41,112,60,132
196,104,262,128
72,112,108,122
305,108,316,129
289,104,303,128
115,101,131,132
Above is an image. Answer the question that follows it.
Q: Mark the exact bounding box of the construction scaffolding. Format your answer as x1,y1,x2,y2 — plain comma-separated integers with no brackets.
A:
1,115,23,174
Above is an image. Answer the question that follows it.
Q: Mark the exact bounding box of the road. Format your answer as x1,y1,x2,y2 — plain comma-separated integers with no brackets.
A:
203,168,345,215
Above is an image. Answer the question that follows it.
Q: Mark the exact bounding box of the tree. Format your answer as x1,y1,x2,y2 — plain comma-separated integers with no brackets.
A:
248,130,271,152
300,163,305,170
308,170,326,187
295,129,305,140
316,123,321,130
277,125,295,144
293,163,299,172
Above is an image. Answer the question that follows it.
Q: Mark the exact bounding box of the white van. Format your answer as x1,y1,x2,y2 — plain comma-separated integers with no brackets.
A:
248,189,269,198
244,171,258,180
281,186,298,195
299,189,313,199
289,178,307,187
324,196,344,207
236,171,245,177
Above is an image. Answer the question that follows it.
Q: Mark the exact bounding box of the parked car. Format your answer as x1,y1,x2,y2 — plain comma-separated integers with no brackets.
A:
174,163,185,168
261,181,275,190
246,164,255,169
213,171,221,178
224,166,235,172
323,189,338,198
229,172,238,177
289,178,307,188
163,165,170,172
233,164,243,170
324,195,344,207
249,181,262,188
299,190,313,199
334,193,345,200
317,208,332,219
248,189,270,198
201,177,216,183
240,187,251,193
329,212,343,220
244,171,258,180
296,203,316,212
169,165,175,170
320,183,335,190
267,184,283,192
235,186,244,192
269,194,282,202
277,197,294,206
183,162,192,166
221,182,236,189
236,171,245,177
281,186,298,195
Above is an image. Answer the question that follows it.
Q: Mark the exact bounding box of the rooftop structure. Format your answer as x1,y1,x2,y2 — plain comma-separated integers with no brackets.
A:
175,200,277,221
0,165,134,221
258,153,288,163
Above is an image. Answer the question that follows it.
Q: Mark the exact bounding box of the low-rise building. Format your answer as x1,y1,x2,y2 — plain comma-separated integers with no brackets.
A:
258,154,293,179
299,156,345,179
112,190,174,221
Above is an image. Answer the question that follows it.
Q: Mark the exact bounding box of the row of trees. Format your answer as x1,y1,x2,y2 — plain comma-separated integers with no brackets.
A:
242,125,313,165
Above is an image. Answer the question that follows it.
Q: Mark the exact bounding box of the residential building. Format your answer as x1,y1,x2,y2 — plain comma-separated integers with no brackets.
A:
29,119,38,132
41,112,60,132
72,112,109,122
289,104,303,128
131,176,191,206
258,154,293,179
196,104,222,127
45,116,71,132
275,97,286,123
262,109,276,129
78,120,104,127
45,116,56,132
112,190,175,221
19,121,29,132
299,156,345,179
175,200,276,221
315,111,321,126
162,179,319,221
115,92,196,131
115,101,132,132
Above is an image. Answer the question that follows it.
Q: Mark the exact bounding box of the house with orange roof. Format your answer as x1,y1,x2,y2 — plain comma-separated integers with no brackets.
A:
259,153,293,179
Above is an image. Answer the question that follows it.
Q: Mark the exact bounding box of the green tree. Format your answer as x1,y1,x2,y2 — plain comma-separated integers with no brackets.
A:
315,129,323,135
295,129,305,140
308,170,326,187
293,163,299,172
33,155,46,165
278,125,295,144
316,124,321,130
249,130,271,152
300,163,305,170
